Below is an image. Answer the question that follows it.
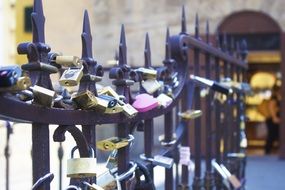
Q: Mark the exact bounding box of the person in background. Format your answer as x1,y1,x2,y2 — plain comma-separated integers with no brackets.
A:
265,84,281,154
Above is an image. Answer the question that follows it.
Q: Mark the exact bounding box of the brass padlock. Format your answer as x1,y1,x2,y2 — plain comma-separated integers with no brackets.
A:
54,55,82,68
97,86,120,100
72,90,98,110
178,110,202,120
97,137,130,151
97,95,123,114
0,76,32,92
59,66,83,87
105,106,124,114
121,103,138,118
97,95,118,108
142,79,162,94
31,85,56,107
67,147,97,178
136,67,157,79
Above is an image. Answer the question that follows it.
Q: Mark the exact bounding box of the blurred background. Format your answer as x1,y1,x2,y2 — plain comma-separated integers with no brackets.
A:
1,0,285,189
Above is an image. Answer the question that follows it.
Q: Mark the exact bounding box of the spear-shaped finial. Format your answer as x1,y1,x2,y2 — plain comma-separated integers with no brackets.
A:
81,10,93,59
181,6,187,34
119,24,127,66
32,0,46,43
236,41,240,59
222,33,228,52
195,13,199,39
229,36,235,55
216,31,221,49
165,27,171,60
144,33,151,68
206,20,210,44
240,39,248,61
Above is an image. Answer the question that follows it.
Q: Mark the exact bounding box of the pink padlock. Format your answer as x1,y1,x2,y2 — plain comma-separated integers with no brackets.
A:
132,93,159,112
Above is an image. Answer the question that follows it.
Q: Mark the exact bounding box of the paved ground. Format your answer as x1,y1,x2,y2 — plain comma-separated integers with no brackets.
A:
1,122,285,189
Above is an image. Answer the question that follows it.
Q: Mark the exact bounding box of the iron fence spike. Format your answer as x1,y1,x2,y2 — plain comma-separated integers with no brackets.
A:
144,33,152,68
32,0,46,43
81,10,93,59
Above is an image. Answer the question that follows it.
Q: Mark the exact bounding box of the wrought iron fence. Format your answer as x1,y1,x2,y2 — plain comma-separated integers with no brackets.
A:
0,0,249,190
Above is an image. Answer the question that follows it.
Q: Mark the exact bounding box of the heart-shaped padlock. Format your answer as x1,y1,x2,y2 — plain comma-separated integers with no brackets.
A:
132,93,158,112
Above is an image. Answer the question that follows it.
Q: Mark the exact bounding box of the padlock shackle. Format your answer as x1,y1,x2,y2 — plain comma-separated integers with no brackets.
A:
71,145,95,158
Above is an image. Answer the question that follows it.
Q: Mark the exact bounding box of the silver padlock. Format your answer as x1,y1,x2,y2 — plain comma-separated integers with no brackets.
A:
106,150,118,172
140,154,174,169
211,160,231,189
83,181,104,190
31,85,56,107
156,93,173,108
220,164,242,189
59,66,83,87
67,147,97,178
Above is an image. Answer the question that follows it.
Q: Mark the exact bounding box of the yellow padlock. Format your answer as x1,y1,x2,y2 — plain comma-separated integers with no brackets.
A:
97,137,129,151
178,110,202,120
67,147,97,178
72,90,98,110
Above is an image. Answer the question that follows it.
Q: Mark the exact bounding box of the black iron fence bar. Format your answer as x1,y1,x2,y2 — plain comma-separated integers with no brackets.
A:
143,33,154,178
214,57,223,189
164,111,174,190
192,13,203,190
236,67,242,153
184,37,247,69
204,20,215,190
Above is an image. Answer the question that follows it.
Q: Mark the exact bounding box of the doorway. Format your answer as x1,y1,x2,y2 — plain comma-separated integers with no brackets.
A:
217,10,283,156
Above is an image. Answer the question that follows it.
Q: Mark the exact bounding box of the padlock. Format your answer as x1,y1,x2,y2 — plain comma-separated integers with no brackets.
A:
190,74,231,95
72,90,98,110
0,65,22,87
97,136,132,151
82,74,102,82
135,67,157,79
211,160,231,189
158,133,177,146
156,93,173,108
178,110,202,120
106,150,118,172
140,154,174,169
83,181,104,190
0,76,32,92
117,100,138,118
98,95,118,108
220,164,242,189
31,85,56,107
67,146,97,178
141,79,162,94
54,55,83,68
59,66,83,87
132,93,158,112
97,86,121,100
